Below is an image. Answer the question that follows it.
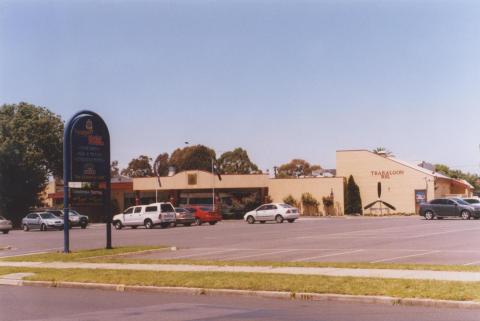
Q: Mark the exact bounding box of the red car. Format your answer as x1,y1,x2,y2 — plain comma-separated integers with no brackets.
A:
186,205,222,226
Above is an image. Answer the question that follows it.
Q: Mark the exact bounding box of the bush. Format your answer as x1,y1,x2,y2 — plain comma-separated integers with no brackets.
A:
283,195,300,208
301,193,320,215
345,175,363,215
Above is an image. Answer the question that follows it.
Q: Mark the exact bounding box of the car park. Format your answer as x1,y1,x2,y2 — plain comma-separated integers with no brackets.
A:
31,208,89,229
22,212,64,231
173,207,195,226
187,205,222,226
244,203,299,224
419,198,480,220
112,202,176,230
0,216,12,234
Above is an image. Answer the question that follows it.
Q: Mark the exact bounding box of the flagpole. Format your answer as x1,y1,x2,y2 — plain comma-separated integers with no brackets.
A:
212,158,215,211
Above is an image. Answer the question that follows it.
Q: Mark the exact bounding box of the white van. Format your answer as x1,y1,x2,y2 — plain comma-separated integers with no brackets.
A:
112,202,176,229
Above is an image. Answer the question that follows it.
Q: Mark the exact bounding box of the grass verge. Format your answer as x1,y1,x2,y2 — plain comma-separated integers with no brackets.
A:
1,266,480,302
0,246,166,262
4,246,480,273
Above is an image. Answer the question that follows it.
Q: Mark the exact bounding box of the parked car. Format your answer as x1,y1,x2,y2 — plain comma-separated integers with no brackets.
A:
31,208,89,229
22,212,64,231
173,207,195,226
112,202,176,229
419,198,480,220
187,205,222,226
0,216,12,234
244,203,299,224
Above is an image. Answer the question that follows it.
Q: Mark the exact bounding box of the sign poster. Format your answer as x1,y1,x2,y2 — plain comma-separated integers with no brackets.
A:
70,189,104,207
71,116,109,182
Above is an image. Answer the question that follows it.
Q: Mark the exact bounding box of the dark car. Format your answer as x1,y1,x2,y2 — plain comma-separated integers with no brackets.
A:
172,207,195,227
187,205,222,226
419,198,479,220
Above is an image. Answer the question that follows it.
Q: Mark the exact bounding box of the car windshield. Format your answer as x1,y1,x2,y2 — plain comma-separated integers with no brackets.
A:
280,204,293,208
40,213,57,219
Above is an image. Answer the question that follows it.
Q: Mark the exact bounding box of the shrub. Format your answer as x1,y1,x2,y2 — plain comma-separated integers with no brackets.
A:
283,195,300,208
345,175,363,215
301,193,320,215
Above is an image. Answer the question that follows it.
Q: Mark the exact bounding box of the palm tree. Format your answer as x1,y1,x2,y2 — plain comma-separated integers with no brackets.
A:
372,147,394,157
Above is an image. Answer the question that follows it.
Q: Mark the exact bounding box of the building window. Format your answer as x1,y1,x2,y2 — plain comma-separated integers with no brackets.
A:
188,174,197,185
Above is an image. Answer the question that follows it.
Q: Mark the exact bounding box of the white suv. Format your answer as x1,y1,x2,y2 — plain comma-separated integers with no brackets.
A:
244,203,299,224
113,202,176,229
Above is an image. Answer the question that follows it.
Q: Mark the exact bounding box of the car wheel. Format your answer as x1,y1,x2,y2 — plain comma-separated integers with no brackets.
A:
144,219,154,229
247,216,255,224
424,211,434,220
275,215,284,223
287,219,295,223
40,223,47,231
195,218,202,226
461,210,471,220
23,224,29,231
114,221,123,230
80,222,87,229
209,221,217,226
2,230,9,234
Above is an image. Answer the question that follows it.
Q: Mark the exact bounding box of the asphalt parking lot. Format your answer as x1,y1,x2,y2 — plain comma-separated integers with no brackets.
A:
3,216,480,265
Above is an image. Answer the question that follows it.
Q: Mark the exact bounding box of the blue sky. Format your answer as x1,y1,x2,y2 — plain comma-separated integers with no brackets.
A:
1,0,479,174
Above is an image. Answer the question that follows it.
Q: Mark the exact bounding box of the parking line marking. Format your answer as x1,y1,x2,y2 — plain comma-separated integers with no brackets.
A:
371,251,441,263
222,249,295,261
293,249,365,262
166,249,238,259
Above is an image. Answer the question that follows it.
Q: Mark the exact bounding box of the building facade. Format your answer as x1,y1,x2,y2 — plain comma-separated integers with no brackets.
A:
336,150,474,214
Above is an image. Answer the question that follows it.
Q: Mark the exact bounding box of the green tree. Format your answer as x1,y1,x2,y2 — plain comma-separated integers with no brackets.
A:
111,160,120,177
345,175,363,215
169,145,216,172
372,147,394,157
435,164,480,191
0,102,64,226
217,148,260,174
153,153,169,176
121,155,153,177
277,159,322,178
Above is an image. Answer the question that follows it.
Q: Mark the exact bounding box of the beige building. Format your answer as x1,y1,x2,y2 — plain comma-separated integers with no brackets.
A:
133,170,344,217
336,150,474,214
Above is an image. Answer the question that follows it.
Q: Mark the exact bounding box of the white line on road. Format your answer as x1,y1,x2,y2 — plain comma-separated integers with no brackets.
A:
293,250,365,262
222,249,296,261
167,249,238,259
370,251,441,263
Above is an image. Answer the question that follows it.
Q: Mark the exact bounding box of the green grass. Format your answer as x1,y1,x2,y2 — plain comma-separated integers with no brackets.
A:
0,246,166,262
1,266,480,302
4,246,480,273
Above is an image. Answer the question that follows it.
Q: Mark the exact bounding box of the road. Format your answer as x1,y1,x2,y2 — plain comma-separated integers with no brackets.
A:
1,285,479,321
2,217,480,265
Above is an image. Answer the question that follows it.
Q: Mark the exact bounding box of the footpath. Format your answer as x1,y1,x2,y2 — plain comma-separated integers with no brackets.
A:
1,260,480,282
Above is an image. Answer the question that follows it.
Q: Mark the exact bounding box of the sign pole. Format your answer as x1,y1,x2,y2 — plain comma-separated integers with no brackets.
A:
63,124,71,253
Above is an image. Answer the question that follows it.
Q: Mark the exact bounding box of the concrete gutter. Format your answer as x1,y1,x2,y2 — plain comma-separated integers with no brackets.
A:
1,273,479,310
3,261,480,282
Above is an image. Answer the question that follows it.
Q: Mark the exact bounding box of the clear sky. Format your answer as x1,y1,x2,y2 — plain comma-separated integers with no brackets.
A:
1,0,479,174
